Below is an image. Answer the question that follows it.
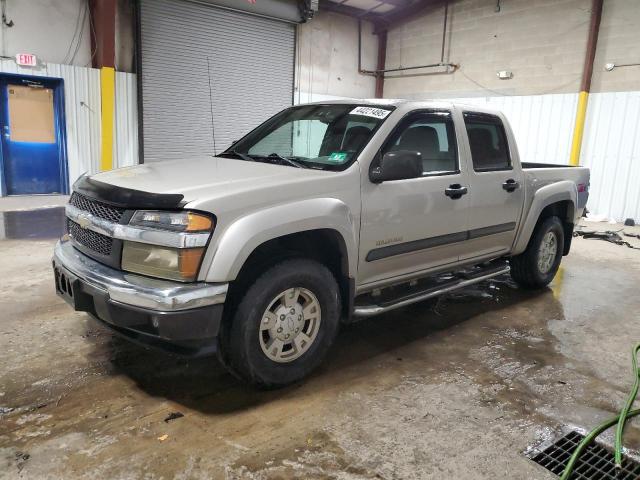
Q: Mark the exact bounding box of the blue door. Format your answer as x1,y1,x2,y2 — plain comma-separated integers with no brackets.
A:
0,76,67,195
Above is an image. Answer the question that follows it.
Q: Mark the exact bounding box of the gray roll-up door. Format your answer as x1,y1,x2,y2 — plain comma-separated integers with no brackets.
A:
139,0,295,162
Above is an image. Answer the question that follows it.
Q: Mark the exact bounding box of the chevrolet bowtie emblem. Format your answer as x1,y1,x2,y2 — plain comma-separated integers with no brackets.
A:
76,214,92,229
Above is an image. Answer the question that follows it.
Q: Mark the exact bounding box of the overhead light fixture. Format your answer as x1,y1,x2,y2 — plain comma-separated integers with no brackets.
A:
496,70,513,80
605,62,640,71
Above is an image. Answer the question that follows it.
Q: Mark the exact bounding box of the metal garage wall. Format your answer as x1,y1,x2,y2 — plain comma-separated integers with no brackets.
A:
450,92,640,221
0,60,138,192
114,71,139,169
139,0,295,162
446,93,580,166
581,91,640,222
299,89,640,221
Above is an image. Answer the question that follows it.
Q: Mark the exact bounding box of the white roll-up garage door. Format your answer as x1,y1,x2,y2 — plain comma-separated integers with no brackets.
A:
139,0,295,162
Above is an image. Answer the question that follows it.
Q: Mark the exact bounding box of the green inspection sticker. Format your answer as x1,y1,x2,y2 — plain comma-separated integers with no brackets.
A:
328,152,348,163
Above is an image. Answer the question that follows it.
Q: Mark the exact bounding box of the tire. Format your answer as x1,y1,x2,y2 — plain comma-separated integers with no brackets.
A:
510,215,564,289
219,258,341,388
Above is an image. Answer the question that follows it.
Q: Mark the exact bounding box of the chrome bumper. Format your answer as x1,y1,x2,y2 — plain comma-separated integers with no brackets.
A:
53,238,228,312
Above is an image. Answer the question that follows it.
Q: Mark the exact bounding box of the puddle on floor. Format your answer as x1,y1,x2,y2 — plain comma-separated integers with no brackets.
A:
0,207,65,240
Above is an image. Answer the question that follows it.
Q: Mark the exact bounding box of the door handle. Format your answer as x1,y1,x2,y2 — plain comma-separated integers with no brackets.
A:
445,184,468,199
502,179,519,192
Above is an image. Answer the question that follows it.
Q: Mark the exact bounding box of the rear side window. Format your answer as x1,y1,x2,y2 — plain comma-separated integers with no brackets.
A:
463,113,511,171
382,111,458,175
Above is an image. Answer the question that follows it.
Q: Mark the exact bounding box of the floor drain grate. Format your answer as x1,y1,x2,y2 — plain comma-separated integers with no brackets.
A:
530,431,640,479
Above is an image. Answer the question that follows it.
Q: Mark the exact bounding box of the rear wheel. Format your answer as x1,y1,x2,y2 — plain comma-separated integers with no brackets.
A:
510,216,564,289
220,258,340,388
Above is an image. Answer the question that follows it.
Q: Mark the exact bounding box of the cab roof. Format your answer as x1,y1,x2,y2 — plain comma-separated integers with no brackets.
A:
303,98,503,117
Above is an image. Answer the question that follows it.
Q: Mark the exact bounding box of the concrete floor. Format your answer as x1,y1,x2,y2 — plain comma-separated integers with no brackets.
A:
1,208,640,480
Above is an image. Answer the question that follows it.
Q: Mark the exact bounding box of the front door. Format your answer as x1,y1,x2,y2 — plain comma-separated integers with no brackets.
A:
0,77,65,195
460,111,524,260
358,110,470,288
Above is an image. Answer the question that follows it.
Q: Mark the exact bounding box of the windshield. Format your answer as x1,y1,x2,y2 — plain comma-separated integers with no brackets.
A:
220,104,394,170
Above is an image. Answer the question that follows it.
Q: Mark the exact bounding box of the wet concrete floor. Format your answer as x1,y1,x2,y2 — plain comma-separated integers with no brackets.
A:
1,213,640,479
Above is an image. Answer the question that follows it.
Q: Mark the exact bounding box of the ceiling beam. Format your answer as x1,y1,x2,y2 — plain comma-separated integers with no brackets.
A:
375,0,444,32
318,0,385,23
319,0,445,34
376,0,412,7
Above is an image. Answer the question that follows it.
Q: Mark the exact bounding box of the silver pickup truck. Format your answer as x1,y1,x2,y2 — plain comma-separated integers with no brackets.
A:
53,100,590,387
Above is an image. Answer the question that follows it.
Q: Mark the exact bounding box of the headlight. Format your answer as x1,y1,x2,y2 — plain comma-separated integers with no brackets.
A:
129,210,213,232
122,210,214,282
122,242,205,282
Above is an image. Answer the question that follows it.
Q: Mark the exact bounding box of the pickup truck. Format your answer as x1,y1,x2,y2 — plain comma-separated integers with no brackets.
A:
53,100,590,387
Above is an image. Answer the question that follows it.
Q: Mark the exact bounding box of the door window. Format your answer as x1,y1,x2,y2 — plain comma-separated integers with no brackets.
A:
382,111,458,175
7,85,56,143
463,113,511,171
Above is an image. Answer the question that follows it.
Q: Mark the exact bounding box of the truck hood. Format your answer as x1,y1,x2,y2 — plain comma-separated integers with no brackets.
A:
89,155,344,208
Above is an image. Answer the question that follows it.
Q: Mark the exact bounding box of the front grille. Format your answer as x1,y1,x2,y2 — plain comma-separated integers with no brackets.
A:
530,430,640,479
70,192,125,223
67,219,113,256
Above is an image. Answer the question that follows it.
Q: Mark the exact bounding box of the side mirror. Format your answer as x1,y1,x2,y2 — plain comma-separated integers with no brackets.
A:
369,150,423,183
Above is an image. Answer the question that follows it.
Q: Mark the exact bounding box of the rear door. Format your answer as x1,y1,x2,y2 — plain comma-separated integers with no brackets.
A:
459,111,524,260
358,110,470,287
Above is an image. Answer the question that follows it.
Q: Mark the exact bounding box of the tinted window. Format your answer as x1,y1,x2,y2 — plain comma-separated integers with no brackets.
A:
228,104,393,170
383,112,458,175
464,113,511,171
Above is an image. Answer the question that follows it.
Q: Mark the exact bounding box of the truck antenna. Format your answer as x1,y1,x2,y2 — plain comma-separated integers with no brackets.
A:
206,56,218,155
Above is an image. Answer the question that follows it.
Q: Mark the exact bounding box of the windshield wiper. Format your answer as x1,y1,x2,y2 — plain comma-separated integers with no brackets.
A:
221,151,307,169
219,150,254,162
259,153,306,169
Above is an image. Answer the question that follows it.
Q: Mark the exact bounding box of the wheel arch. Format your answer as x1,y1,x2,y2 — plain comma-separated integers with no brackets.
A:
513,182,577,256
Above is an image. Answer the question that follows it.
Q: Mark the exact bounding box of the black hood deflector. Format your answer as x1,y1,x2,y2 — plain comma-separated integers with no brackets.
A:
73,175,185,209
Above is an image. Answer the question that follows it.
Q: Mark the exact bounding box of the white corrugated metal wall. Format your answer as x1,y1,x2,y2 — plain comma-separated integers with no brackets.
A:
581,91,640,222
298,90,640,221
114,71,139,169
0,61,138,193
448,92,640,222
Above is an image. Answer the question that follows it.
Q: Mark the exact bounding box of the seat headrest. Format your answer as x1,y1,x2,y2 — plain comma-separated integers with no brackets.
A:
397,126,439,156
342,126,372,152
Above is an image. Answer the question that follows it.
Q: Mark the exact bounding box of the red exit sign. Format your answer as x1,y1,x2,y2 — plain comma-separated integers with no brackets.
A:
15,53,37,67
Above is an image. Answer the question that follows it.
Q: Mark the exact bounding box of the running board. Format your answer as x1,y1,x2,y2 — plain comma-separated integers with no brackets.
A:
353,262,510,317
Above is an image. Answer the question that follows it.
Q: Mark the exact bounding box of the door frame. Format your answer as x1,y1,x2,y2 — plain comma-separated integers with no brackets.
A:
0,73,69,196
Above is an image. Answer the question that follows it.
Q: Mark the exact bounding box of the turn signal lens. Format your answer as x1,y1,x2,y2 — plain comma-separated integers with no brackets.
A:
129,210,214,233
186,212,213,232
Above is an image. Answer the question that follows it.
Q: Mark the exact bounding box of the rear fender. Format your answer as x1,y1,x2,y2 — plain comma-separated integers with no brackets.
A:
512,180,577,255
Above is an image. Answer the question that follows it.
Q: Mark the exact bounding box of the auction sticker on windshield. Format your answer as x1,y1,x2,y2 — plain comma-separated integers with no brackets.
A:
328,152,348,163
350,106,392,119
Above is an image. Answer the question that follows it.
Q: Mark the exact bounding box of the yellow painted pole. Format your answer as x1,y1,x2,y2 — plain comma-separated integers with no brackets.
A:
100,67,115,171
569,0,602,166
569,91,589,166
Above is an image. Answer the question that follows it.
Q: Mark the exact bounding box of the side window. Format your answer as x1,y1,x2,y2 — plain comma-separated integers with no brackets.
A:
382,112,458,175
463,113,511,171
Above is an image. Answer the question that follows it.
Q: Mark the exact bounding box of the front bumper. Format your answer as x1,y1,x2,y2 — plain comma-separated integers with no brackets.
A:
53,238,228,356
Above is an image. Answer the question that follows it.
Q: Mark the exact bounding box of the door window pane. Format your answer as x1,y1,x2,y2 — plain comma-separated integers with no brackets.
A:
8,85,56,143
383,112,458,175
464,113,511,171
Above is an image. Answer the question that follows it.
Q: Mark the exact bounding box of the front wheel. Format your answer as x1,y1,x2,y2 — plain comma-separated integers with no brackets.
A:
510,216,565,289
220,258,341,388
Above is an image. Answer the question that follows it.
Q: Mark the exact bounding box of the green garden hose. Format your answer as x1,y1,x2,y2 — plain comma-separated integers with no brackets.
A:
560,343,640,480
614,343,640,467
